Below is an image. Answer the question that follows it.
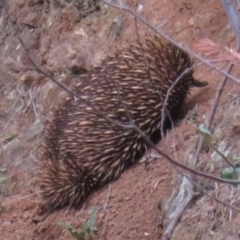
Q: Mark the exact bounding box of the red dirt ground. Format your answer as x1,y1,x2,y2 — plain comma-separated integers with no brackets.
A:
0,0,240,239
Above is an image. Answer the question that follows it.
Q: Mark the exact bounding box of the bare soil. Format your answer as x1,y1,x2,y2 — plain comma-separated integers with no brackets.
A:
0,0,240,239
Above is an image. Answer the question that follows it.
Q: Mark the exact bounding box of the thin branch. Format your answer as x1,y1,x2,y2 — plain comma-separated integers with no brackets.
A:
161,177,194,240
101,0,240,85
3,0,240,193
101,184,112,235
221,0,240,44
161,66,194,137
194,45,239,165
1,0,135,131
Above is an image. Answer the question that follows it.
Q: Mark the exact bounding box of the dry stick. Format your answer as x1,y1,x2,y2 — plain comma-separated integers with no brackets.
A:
162,177,194,240
5,1,240,184
101,0,240,234
215,195,240,212
132,5,153,160
104,53,135,125
101,0,240,85
132,4,186,140
104,0,240,162
161,66,194,137
221,0,240,44
3,1,240,192
130,0,237,235
194,59,236,165
193,0,240,224
132,3,165,154
162,46,239,240
1,0,133,131
101,185,112,235
161,40,238,240
133,3,151,74
162,166,240,240
98,18,124,234
207,65,234,127
123,0,240,236
95,8,240,184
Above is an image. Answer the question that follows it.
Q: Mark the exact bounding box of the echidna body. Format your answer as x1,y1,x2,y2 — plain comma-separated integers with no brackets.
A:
36,35,207,209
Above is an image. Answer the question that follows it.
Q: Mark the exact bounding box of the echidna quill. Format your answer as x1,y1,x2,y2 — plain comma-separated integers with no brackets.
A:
35,34,208,209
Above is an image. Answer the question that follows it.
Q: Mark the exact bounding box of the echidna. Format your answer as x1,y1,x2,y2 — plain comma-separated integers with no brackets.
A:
35,34,207,209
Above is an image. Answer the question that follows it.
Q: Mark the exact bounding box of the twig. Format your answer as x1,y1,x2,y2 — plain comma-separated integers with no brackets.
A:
221,0,240,44
29,89,38,119
161,177,194,240
101,0,240,85
161,67,194,137
3,0,240,209
198,130,235,168
194,46,239,165
101,184,112,235
161,165,240,239
4,0,240,185
1,0,136,131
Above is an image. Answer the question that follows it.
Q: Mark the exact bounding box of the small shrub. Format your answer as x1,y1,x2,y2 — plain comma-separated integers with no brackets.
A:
59,207,98,239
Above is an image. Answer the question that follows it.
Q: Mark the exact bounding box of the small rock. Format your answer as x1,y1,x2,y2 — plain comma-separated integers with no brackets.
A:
6,90,16,100
188,17,195,26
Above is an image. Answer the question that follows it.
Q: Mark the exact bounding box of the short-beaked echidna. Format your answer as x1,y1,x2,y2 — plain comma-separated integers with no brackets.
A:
35,34,208,209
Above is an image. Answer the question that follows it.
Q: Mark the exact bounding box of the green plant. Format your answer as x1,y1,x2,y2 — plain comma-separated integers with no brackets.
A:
198,124,240,185
59,207,98,239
